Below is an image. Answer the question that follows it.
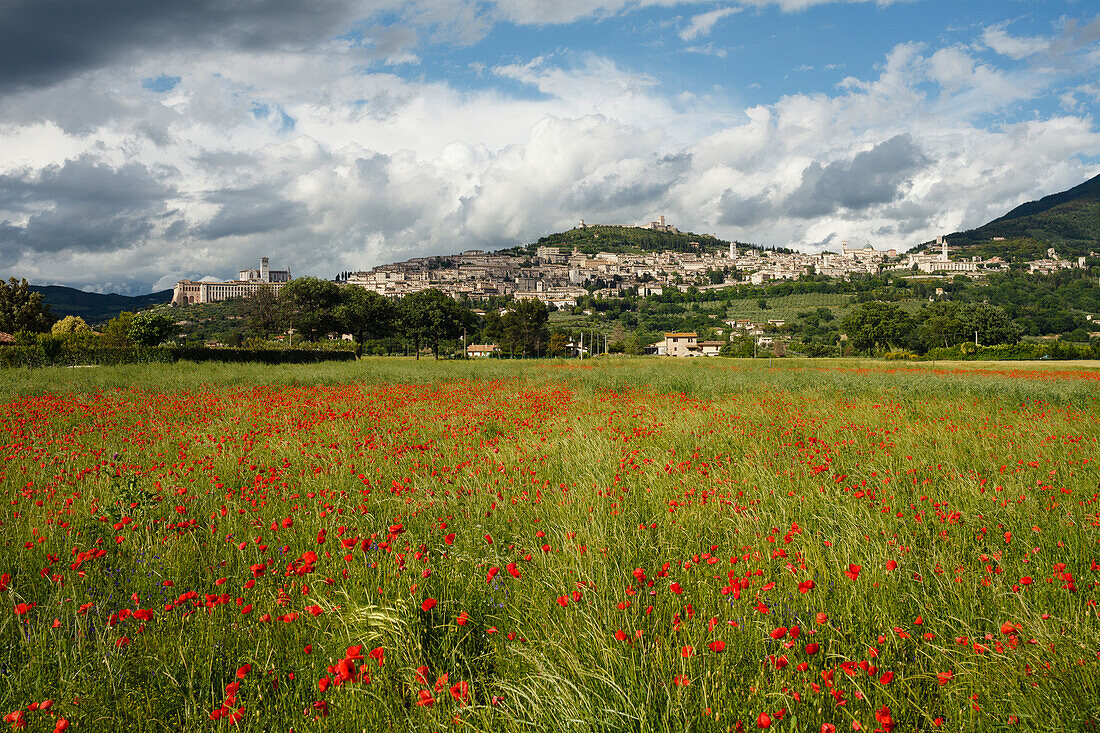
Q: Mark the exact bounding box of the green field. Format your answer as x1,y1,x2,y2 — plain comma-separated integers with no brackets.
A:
1,358,1098,731
718,292,853,322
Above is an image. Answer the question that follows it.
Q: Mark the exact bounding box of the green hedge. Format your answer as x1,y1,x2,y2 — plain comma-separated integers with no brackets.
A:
924,341,1099,361
0,345,357,368
174,347,356,364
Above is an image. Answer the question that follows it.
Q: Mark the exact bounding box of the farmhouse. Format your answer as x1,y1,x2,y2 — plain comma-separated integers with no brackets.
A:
662,332,699,357
466,344,500,358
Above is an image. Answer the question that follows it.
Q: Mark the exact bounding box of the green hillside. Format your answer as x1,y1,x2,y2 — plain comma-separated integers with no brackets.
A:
30,285,172,324
504,225,786,257
923,172,1100,260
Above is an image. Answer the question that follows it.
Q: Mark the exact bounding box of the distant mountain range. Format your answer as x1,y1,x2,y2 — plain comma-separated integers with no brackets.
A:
923,172,1100,261
31,285,171,324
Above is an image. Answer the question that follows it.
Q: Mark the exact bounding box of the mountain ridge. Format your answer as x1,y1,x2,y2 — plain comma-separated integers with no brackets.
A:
30,285,172,324
928,171,1100,261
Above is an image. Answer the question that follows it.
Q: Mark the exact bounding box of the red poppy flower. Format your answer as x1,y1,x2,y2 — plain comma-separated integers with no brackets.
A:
421,598,437,612
449,680,469,704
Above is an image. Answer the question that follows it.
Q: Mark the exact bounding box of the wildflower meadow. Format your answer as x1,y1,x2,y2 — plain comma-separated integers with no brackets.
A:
1,358,1098,732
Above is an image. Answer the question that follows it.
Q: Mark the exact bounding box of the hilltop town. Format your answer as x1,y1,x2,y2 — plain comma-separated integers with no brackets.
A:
172,218,1089,310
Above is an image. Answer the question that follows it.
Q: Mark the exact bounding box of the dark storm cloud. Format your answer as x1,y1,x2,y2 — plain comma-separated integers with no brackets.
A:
564,154,690,211
193,187,309,240
350,153,427,235
0,0,361,93
0,156,175,255
717,191,774,227
784,134,929,219
565,176,670,211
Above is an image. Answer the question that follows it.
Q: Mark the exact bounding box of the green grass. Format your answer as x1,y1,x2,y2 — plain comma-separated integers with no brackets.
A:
0,358,1098,731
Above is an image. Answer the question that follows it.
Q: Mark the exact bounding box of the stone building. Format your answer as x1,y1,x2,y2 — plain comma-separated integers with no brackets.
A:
172,257,291,305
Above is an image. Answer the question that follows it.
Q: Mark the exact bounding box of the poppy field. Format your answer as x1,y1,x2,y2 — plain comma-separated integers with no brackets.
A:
1,358,1099,732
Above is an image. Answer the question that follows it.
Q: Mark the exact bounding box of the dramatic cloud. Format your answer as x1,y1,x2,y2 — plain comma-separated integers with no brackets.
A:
0,157,176,255
784,135,928,218
0,0,367,93
0,1,1098,293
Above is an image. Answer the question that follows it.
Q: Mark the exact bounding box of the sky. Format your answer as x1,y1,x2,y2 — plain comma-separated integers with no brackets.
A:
1,0,1099,294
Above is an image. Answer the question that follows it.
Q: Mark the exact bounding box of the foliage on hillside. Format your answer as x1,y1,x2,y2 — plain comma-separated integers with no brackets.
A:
505,225,783,257
920,173,1100,260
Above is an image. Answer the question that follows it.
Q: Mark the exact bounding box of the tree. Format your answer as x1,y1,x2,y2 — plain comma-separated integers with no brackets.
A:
957,302,1020,346
841,302,913,354
51,315,96,354
915,301,1020,351
481,310,504,345
51,315,91,337
399,289,476,359
548,331,571,358
721,335,754,357
915,306,964,350
279,277,342,342
500,299,549,357
243,285,283,337
127,310,175,346
334,286,396,357
99,312,135,348
0,277,55,333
